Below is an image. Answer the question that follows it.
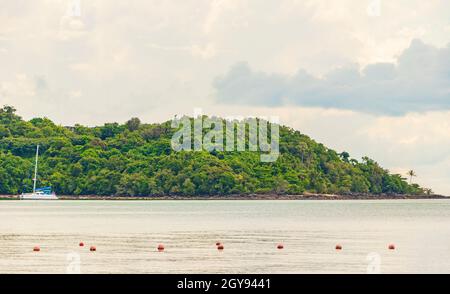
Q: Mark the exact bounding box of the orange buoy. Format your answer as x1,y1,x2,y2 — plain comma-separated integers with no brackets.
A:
90,246,96,252
217,244,224,251
335,244,343,250
33,246,40,252
157,244,165,252
388,244,396,250
79,242,84,247
277,244,284,250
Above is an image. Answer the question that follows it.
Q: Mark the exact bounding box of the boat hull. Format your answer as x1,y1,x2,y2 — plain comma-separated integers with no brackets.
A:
20,193,59,200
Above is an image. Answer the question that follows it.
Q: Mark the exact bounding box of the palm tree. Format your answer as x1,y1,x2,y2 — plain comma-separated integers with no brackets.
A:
407,170,417,184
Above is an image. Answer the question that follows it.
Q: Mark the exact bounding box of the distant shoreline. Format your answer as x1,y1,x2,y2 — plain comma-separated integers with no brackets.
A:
0,193,448,200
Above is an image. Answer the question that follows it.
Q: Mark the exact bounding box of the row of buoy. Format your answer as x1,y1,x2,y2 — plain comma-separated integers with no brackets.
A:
80,241,96,251
33,242,93,252
335,244,396,251
33,242,396,252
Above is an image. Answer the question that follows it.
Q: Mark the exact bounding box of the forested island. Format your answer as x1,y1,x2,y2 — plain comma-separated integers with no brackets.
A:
0,106,435,198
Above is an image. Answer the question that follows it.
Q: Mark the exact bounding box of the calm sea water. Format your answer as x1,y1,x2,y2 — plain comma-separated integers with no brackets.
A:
0,200,449,274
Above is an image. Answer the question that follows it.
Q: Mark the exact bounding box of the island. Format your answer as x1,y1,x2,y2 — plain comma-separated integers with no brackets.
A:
0,105,445,199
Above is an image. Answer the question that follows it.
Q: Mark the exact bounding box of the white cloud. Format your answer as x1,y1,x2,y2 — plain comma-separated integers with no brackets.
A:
191,43,217,60
58,17,86,41
148,42,217,60
69,90,82,99
203,0,242,34
0,74,37,100
68,63,93,72
214,39,450,115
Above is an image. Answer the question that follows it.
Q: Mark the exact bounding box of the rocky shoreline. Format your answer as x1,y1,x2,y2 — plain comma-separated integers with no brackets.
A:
0,193,448,200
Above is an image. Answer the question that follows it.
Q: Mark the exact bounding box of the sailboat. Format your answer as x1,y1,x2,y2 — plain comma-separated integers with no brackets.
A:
20,145,58,200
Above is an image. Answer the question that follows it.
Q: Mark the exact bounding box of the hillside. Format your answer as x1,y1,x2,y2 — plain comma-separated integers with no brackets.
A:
0,106,427,196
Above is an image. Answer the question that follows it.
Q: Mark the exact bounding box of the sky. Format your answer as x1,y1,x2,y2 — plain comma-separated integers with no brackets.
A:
1,0,450,194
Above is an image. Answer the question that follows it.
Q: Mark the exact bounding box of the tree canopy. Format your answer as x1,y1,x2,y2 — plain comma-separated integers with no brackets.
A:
0,106,426,196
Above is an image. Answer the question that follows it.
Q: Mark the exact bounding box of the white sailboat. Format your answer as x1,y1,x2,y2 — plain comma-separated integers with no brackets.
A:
20,145,58,200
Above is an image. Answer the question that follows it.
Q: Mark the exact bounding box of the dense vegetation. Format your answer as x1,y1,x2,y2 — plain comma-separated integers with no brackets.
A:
0,106,427,196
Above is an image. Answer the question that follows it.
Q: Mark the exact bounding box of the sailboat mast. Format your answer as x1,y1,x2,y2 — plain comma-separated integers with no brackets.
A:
33,145,39,193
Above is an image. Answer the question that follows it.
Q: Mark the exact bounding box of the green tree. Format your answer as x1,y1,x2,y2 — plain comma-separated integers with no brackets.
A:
407,170,417,184
181,178,196,195
339,151,350,162
126,117,141,132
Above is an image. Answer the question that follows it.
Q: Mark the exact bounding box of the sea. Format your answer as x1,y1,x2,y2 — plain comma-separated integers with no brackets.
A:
0,200,449,274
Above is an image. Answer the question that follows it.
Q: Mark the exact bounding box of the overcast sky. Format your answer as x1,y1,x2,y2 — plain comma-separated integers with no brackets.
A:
1,0,450,194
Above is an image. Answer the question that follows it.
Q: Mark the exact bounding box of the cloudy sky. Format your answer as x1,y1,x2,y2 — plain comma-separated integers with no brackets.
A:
1,0,450,194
